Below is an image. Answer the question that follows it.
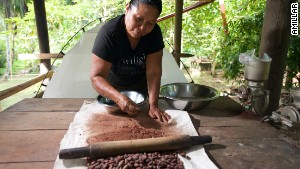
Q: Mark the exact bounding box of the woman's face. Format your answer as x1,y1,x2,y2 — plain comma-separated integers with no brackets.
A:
125,3,160,39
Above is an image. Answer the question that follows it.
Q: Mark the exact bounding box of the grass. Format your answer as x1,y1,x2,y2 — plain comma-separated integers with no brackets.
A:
0,74,42,111
183,68,239,94
0,68,4,75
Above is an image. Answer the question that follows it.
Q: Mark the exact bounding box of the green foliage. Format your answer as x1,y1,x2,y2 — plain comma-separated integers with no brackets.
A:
285,1,300,88
0,45,5,69
10,0,126,56
1,0,127,76
220,1,265,79
0,0,299,83
0,56,5,68
160,0,266,80
286,35,300,88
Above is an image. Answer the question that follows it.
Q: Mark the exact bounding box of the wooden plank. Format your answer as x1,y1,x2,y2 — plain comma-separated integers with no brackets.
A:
0,130,66,163
0,71,53,101
0,111,75,130
190,106,300,169
0,162,54,169
2,98,299,169
189,111,282,140
189,111,261,127
197,123,280,140
5,98,94,112
18,53,64,60
157,0,213,22
204,138,300,169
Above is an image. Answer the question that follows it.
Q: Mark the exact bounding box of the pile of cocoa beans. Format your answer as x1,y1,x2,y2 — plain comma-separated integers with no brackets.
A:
87,151,189,169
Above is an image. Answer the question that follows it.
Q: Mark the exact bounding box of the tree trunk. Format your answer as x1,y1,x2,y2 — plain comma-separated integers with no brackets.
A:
2,0,11,80
20,0,29,17
259,0,295,115
214,0,228,78
3,31,11,80
219,0,228,35
285,67,293,88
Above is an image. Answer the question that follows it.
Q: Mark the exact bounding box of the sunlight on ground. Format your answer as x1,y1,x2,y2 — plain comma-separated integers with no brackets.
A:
0,75,42,111
183,68,240,94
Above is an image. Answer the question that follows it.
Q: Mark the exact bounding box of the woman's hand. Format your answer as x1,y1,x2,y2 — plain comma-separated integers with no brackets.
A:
148,107,171,122
116,95,140,116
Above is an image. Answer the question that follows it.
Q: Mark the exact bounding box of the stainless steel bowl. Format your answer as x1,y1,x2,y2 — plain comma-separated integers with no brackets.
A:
244,61,271,82
97,91,147,106
160,83,219,110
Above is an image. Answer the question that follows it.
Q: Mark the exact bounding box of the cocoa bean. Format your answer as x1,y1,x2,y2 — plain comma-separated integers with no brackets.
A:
94,165,101,169
134,163,139,167
102,163,108,169
122,164,129,169
118,160,124,167
87,151,185,169
127,156,132,161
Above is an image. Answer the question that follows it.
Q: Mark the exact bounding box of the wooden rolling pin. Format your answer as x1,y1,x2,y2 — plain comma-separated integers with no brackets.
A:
59,135,212,159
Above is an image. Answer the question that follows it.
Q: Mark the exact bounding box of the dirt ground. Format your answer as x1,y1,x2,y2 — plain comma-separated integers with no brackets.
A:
183,68,240,94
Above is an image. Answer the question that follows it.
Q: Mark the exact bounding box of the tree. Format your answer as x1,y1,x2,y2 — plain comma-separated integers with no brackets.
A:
2,0,12,80
259,0,296,115
0,0,28,79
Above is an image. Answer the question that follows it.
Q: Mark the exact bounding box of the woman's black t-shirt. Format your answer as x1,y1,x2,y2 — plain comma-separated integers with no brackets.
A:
92,14,165,86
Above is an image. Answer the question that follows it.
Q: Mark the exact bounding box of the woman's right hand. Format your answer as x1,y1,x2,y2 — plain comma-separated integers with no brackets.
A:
116,95,140,116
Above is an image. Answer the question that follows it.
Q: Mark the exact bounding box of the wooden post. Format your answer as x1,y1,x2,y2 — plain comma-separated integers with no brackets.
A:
174,0,184,66
259,0,295,115
33,0,51,74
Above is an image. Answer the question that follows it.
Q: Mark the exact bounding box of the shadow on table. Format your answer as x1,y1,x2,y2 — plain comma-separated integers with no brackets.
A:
188,96,244,117
204,144,226,169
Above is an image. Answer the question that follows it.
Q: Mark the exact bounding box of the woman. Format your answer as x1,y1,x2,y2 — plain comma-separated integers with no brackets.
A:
90,0,170,122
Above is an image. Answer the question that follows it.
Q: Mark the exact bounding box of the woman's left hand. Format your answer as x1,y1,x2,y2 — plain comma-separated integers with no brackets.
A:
148,107,171,122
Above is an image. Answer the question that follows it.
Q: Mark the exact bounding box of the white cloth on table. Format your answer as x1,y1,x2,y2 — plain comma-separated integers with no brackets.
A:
53,101,218,169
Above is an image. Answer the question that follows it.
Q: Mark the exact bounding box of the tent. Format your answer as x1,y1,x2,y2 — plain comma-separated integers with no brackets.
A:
43,22,188,98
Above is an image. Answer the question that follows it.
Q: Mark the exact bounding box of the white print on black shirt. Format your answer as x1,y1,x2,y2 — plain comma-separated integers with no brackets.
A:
114,53,146,77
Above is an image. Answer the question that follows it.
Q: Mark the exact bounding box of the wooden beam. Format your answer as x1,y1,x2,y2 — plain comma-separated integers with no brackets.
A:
174,0,184,66
33,0,51,74
18,53,64,60
0,71,53,101
157,0,214,22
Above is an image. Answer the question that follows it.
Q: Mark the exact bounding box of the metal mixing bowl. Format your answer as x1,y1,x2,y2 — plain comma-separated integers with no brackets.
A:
97,90,147,106
160,83,219,110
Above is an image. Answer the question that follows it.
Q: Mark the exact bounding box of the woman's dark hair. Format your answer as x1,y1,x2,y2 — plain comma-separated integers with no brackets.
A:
128,0,162,15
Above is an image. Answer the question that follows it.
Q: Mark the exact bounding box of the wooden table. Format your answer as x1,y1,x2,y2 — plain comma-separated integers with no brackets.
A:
0,97,299,169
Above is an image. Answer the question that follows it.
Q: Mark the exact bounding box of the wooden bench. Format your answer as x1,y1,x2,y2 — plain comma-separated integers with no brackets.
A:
190,58,212,74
